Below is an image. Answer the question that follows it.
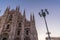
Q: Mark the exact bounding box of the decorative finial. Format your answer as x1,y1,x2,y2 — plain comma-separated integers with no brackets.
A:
33,13,35,22
23,9,26,17
30,12,33,21
6,6,10,11
16,6,20,12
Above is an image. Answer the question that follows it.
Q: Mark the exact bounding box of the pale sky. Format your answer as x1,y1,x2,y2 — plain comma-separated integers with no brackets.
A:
0,0,60,40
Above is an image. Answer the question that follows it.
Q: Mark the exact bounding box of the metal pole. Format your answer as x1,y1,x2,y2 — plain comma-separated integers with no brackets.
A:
39,9,51,40
44,17,51,40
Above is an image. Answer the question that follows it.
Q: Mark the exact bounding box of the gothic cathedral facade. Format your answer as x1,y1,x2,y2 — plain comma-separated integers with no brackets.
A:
0,7,38,40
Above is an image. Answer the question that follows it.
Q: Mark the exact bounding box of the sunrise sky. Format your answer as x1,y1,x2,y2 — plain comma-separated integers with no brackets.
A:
0,0,60,40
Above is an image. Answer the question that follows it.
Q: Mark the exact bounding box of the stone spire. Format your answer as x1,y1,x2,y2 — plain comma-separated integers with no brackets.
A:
16,6,20,12
6,6,10,11
30,13,33,22
33,13,35,24
23,9,26,22
5,6,10,12
23,9,26,18
4,6,10,15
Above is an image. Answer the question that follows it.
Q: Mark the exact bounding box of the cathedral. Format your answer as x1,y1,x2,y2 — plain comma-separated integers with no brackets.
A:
0,7,38,40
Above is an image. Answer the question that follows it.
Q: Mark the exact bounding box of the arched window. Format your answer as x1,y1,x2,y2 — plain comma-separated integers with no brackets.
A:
26,30,29,35
6,24,10,29
18,23,21,27
25,28,30,35
17,30,20,35
9,15,12,21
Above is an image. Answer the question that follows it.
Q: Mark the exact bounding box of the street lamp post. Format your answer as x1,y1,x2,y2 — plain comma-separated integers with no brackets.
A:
39,9,51,40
